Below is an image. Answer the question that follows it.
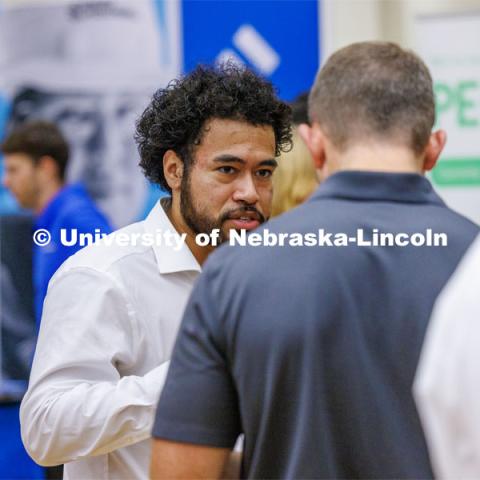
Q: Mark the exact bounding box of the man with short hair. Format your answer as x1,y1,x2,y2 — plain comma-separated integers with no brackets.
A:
20,64,291,479
1,121,111,325
150,42,479,479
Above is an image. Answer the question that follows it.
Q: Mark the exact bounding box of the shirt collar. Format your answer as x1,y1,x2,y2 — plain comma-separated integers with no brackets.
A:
143,198,201,275
310,170,446,206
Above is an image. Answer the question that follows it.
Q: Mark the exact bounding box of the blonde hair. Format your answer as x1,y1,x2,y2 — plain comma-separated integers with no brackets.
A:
271,131,318,217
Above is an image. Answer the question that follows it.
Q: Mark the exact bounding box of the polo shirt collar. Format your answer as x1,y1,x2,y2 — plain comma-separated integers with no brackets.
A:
143,198,201,275
311,170,446,206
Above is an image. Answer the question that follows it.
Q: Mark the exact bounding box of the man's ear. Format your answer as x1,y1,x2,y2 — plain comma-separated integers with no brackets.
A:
163,150,184,191
423,129,447,172
298,122,327,172
37,155,60,181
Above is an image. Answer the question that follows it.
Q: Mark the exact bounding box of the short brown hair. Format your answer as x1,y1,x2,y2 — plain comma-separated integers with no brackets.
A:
1,121,69,180
309,42,435,154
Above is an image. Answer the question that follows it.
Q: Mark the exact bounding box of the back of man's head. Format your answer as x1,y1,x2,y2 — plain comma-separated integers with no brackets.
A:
1,120,69,180
309,42,435,154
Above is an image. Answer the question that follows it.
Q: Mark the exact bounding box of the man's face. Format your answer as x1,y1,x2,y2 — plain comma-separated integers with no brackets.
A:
2,153,39,209
180,118,277,241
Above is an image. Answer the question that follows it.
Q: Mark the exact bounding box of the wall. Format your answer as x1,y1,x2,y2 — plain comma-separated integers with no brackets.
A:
321,0,480,59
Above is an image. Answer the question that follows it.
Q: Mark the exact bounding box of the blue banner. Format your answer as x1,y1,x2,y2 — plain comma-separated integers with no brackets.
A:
182,0,320,100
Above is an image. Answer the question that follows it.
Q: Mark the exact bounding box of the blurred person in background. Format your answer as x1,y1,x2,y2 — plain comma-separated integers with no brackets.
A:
271,130,318,216
19,64,291,480
414,233,480,479
150,42,479,479
1,120,112,327
290,91,309,125
272,92,318,217
7,88,150,227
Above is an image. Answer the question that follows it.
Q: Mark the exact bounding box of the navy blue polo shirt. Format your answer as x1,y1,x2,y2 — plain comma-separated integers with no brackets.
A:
34,183,111,326
153,171,479,479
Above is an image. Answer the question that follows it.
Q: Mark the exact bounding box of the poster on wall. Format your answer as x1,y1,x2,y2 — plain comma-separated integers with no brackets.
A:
0,0,181,227
416,12,480,224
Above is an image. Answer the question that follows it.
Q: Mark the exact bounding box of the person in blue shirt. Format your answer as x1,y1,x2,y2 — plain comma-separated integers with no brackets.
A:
1,120,111,325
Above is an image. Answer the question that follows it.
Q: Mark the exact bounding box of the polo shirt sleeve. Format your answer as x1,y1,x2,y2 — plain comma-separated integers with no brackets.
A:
152,262,241,448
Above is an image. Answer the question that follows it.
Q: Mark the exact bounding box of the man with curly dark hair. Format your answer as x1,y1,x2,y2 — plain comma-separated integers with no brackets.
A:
135,64,291,261
20,64,291,480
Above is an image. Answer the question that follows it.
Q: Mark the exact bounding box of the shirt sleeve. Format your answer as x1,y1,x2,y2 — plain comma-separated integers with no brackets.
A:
152,264,241,448
20,267,170,466
414,235,480,479
34,208,112,326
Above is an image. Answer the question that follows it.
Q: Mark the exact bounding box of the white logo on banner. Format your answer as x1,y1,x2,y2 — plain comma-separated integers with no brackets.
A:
216,24,280,76
216,48,245,68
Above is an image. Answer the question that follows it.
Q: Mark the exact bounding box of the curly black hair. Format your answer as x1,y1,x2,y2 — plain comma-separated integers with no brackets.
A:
135,64,292,193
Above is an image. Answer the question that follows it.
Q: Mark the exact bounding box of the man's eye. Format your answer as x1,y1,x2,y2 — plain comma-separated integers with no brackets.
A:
217,166,237,174
256,169,273,178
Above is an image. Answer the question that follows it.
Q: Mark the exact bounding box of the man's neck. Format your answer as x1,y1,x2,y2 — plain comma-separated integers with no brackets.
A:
163,197,213,266
326,143,424,178
35,180,64,215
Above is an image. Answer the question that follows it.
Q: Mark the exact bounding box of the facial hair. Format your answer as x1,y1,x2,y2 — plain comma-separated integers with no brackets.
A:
180,170,266,244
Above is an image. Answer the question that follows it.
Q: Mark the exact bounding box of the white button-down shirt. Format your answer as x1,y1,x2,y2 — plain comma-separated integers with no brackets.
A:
414,234,480,480
20,200,201,479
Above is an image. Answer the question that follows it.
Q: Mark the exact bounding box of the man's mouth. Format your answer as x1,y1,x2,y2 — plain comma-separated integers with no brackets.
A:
227,218,261,230
223,210,264,231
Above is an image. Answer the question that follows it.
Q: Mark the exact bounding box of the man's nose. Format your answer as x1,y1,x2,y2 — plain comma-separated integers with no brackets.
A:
232,174,260,204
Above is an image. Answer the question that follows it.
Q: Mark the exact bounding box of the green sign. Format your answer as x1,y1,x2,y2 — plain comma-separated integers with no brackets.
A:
433,81,480,185
432,158,480,186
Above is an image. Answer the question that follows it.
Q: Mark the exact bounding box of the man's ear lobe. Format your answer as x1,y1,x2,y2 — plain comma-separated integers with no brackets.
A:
423,129,447,172
38,155,60,180
163,150,184,191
